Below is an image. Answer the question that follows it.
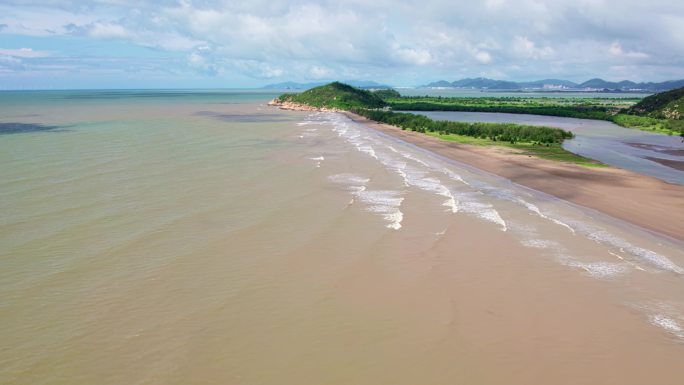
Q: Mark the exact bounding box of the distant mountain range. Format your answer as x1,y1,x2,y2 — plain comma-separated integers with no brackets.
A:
264,78,684,92
422,77,684,92
262,80,392,90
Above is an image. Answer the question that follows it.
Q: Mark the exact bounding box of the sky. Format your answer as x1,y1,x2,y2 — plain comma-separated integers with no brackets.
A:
1,0,683,89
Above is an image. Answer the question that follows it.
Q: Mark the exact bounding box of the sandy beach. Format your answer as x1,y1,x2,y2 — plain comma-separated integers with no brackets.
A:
342,111,684,242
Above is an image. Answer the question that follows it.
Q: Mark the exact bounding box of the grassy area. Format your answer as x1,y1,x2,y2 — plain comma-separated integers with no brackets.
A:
612,114,684,136
424,131,606,167
386,96,635,122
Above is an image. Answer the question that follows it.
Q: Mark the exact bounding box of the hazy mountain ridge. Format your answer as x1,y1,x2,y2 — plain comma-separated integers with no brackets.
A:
423,78,684,92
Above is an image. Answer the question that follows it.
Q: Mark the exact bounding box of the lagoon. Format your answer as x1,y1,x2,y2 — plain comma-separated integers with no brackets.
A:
411,110,684,184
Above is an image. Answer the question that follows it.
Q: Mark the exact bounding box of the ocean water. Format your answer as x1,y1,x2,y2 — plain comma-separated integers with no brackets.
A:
2,91,684,385
412,110,684,185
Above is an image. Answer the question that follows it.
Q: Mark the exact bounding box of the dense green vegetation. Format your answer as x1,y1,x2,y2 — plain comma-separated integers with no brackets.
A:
387,95,684,137
612,114,684,135
629,86,684,120
371,88,402,99
277,81,386,109
387,95,638,108
350,108,573,144
388,98,612,120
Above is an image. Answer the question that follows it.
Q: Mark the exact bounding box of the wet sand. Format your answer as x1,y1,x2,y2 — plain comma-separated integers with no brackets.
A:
645,157,684,172
344,112,684,242
627,142,684,156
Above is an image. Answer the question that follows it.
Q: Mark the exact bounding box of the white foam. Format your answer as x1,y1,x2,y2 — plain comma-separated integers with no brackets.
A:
309,156,325,168
326,114,528,232
630,302,684,341
328,173,370,186
355,189,404,208
356,144,378,159
467,180,575,234
327,169,403,230
649,314,684,340
586,230,684,274
348,185,366,194
609,252,646,272
384,151,506,230
561,259,627,279
383,210,404,230
522,239,627,279
442,168,468,186
442,196,458,214
521,239,562,249
460,200,507,231
401,152,431,167
394,166,460,214
517,199,575,233
354,189,405,230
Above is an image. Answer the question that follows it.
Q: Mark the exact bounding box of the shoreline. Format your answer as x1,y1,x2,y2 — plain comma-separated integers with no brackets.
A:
339,110,684,242
270,100,684,241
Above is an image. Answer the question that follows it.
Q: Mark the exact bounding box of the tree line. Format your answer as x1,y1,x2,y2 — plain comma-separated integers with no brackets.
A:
350,108,573,144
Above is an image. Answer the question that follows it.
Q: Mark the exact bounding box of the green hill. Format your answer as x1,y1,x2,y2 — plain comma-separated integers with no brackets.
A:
371,88,401,100
277,82,387,110
629,86,684,119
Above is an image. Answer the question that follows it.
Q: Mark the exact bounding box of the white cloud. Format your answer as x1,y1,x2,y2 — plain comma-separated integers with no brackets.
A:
609,41,648,58
309,65,333,79
512,36,553,59
393,46,433,65
0,54,25,70
231,60,284,79
0,48,50,58
474,50,492,64
0,0,682,85
187,52,203,64
89,22,131,38
485,0,506,9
